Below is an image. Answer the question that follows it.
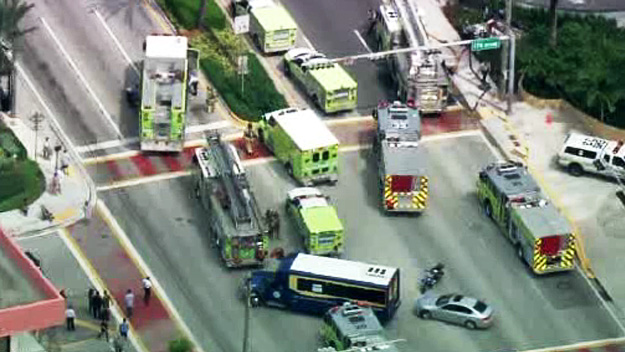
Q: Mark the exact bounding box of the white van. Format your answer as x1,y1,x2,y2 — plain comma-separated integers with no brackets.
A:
557,132,625,179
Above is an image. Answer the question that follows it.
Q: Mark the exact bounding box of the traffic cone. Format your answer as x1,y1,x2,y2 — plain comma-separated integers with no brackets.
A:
545,112,553,125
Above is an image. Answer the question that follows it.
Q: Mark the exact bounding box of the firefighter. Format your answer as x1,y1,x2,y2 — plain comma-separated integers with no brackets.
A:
270,210,280,239
206,87,217,113
243,123,254,155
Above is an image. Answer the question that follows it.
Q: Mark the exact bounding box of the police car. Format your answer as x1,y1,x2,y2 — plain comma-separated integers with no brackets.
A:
557,132,625,179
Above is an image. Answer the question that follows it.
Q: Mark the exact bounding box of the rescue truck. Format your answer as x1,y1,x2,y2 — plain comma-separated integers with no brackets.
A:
194,131,268,268
374,101,428,212
320,302,401,352
557,132,625,179
256,108,340,185
232,0,297,53
373,0,449,114
284,48,358,113
477,162,576,274
285,187,345,256
138,35,199,152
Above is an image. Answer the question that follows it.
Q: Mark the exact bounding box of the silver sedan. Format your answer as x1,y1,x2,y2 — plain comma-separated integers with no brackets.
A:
414,293,494,329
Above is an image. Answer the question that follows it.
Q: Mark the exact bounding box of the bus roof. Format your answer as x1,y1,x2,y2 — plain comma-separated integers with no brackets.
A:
308,63,358,92
271,108,339,150
145,35,188,59
289,254,398,286
251,6,297,32
301,205,343,234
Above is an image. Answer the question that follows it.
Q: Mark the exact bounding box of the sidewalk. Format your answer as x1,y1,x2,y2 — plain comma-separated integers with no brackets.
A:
418,0,625,348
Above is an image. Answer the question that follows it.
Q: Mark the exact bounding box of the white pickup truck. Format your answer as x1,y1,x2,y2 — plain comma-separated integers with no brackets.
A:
557,132,625,179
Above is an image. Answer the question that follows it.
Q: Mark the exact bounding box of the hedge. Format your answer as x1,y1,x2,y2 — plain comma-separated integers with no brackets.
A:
159,0,226,31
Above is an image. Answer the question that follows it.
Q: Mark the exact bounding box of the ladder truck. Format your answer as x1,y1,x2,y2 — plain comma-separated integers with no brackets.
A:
374,0,449,114
194,131,269,268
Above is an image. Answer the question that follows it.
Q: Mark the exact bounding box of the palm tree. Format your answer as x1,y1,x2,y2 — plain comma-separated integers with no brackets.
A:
0,0,35,112
548,0,559,48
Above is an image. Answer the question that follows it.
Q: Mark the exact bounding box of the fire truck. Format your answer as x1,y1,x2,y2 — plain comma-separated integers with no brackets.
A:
194,132,268,268
320,302,401,352
373,0,449,114
477,162,576,274
374,101,428,212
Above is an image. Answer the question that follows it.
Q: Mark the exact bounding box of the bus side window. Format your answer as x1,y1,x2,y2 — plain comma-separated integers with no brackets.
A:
322,150,330,160
313,153,320,162
268,116,277,127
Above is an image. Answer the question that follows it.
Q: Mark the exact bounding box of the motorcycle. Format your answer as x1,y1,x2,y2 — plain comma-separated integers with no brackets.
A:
419,263,445,293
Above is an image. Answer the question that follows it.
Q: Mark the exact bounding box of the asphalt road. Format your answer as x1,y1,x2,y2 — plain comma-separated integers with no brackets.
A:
99,133,622,352
20,0,215,148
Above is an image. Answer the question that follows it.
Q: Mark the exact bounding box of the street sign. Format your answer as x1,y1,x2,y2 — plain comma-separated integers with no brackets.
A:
234,15,250,34
471,38,501,52
237,55,249,75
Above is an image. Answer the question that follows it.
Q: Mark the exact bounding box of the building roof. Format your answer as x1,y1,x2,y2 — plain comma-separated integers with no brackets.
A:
381,142,426,176
251,6,297,32
269,108,339,151
308,63,358,92
289,254,398,287
145,35,188,59
0,229,64,337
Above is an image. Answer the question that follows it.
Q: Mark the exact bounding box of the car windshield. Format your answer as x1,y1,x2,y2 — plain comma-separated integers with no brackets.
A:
435,295,451,306
474,301,488,313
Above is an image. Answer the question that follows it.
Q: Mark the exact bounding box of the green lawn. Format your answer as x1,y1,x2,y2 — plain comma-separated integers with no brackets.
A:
0,124,45,212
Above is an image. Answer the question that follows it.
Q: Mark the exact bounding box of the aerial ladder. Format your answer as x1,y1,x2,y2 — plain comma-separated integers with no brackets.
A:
195,131,268,268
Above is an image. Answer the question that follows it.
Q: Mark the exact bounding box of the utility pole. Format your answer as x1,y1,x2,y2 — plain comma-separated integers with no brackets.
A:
29,112,45,161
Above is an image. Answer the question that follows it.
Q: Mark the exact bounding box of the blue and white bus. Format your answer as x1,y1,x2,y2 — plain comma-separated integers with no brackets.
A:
248,253,400,322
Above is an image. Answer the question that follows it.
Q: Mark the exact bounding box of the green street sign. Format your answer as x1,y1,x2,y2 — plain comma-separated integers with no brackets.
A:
471,38,501,52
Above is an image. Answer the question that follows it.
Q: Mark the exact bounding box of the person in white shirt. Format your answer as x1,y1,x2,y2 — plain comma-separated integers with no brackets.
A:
65,305,76,331
124,289,134,318
142,277,153,306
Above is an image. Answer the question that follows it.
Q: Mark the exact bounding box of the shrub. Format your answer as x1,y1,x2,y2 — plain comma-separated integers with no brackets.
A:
0,159,45,212
160,0,226,31
168,337,193,352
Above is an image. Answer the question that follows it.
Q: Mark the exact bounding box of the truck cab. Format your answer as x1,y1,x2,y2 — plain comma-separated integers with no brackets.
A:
557,132,625,179
233,0,297,53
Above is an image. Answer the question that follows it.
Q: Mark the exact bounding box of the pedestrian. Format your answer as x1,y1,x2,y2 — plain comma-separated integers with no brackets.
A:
119,318,129,339
93,290,102,319
189,72,199,96
88,288,95,317
243,123,254,155
102,291,110,311
206,88,216,113
100,306,110,323
97,319,109,341
142,277,152,306
42,137,52,160
271,210,280,239
124,289,134,318
264,209,274,239
20,197,29,216
49,171,62,194
367,8,377,35
61,149,70,175
65,304,76,331
480,62,491,86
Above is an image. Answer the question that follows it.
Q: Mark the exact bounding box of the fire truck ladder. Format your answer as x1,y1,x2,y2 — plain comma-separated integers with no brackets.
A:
206,131,259,230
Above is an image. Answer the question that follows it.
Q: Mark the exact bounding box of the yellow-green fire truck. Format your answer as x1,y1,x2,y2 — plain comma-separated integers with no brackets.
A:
256,108,339,185
284,48,358,113
233,0,297,53
285,187,344,256
374,101,428,212
477,162,576,274
320,302,400,352
139,35,199,152
194,131,269,268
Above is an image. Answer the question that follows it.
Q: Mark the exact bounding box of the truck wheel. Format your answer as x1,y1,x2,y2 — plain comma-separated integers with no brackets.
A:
516,245,524,261
568,163,583,177
484,200,493,219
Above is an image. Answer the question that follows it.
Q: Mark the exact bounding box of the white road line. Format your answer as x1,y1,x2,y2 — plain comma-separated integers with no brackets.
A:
96,201,206,352
93,9,140,75
40,17,123,139
302,32,316,51
15,62,81,161
97,171,192,191
185,120,232,134
13,228,59,241
76,137,138,154
421,129,481,143
58,228,147,352
353,29,372,53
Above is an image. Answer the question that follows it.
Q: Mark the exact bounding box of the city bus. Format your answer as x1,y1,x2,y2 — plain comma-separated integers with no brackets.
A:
248,253,400,322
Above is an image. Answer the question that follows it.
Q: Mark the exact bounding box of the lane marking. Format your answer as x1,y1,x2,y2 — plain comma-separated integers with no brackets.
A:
353,29,372,53
40,17,123,139
185,120,232,134
58,227,148,352
421,129,481,143
97,170,191,191
93,9,140,75
97,201,206,352
76,137,139,154
13,228,60,242
15,62,81,162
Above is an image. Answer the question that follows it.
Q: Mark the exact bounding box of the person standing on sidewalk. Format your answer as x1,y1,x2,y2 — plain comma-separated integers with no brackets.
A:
119,319,129,339
243,123,254,155
65,305,76,331
42,137,51,160
61,149,70,175
102,290,110,312
92,290,102,319
124,289,134,318
142,277,152,306
88,288,95,317
97,318,109,341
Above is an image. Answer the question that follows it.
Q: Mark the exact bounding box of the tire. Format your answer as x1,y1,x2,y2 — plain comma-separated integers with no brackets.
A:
419,310,431,319
250,294,261,308
484,200,493,219
516,245,524,261
568,163,583,177
464,320,477,330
